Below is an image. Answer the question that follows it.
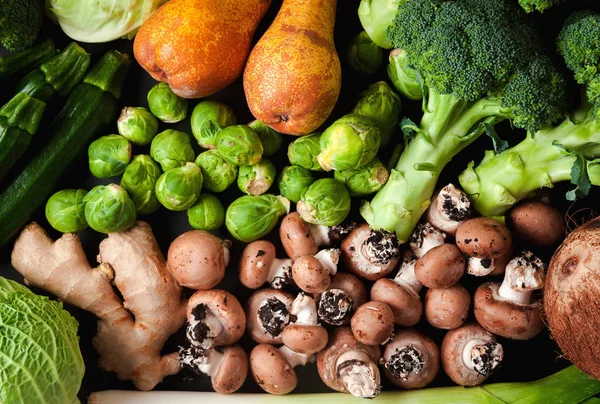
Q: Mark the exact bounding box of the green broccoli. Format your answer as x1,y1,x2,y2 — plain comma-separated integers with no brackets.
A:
518,0,564,13
360,0,567,242
460,10,600,217
0,0,43,51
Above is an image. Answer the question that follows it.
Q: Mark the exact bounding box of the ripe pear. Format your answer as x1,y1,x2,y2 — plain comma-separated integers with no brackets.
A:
244,0,342,136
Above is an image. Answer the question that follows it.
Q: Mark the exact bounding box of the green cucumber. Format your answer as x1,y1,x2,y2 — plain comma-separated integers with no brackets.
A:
0,39,56,81
0,50,131,246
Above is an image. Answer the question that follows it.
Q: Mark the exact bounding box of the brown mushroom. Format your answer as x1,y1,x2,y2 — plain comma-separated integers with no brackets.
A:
425,284,470,329
507,200,565,247
370,250,423,326
239,240,294,289
455,218,511,259
467,244,513,277
409,222,447,258
246,288,295,344
250,344,313,395
427,183,472,235
167,230,231,290
282,293,328,354
186,289,246,349
317,272,367,326
341,223,401,281
382,328,440,389
350,301,395,346
317,327,382,399
474,250,546,340
291,249,340,293
415,243,465,288
441,323,504,386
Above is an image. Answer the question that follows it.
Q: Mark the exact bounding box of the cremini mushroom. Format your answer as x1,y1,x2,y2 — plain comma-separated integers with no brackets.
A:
292,248,340,293
409,222,447,258
455,217,511,259
474,250,546,340
246,288,295,344
341,223,401,281
441,323,504,386
415,243,465,289
507,200,565,247
239,240,293,289
282,293,328,354
350,301,395,346
382,328,440,389
425,284,470,329
317,272,367,326
427,184,471,235
467,245,513,277
370,251,423,326
317,327,382,399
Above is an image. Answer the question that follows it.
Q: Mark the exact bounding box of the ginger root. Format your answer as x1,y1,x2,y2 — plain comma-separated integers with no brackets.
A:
11,221,186,391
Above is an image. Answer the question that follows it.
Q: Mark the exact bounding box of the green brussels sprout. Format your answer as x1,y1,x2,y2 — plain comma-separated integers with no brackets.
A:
216,125,263,166
83,184,136,234
88,134,132,178
187,193,225,231
287,132,323,171
334,157,389,196
248,120,283,157
147,82,188,123
278,165,315,203
194,149,238,193
120,155,162,215
155,162,203,211
351,81,401,146
347,31,384,75
317,114,381,171
45,189,88,233
238,158,277,196
226,194,290,242
191,100,237,149
150,129,195,172
117,106,159,146
388,48,424,101
297,178,351,226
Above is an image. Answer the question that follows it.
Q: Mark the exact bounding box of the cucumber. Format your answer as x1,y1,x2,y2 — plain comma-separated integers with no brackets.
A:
0,50,131,247
0,39,56,81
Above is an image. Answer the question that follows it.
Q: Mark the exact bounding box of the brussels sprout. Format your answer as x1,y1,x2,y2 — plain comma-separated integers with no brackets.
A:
147,82,188,123
351,81,401,146
248,120,283,157
155,162,203,211
238,158,277,196
83,184,136,234
317,114,381,172
278,165,315,203
88,134,132,178
117,107,159,146
287,132,323,171
216,125,263,166
150,129,195,172
194,149,238,193
388,48,424,101
187,193,225,231
334,157,389,196
120,155,162,215
226,194,290,242
45,189,88,233
191,100,237,149
347,31,384,75
358,0,402,49
297,178,351,226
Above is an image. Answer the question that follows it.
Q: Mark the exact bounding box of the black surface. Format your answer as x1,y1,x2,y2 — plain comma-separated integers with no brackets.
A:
1,0,600,400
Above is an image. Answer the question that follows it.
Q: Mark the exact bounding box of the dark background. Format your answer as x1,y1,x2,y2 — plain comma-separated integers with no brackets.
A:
1,0,600,400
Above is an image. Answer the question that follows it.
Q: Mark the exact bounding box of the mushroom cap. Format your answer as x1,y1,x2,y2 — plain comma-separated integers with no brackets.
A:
507,200,565,247
282,324,329,354
280,212,319,259
239,240,276,289
246,288,295,344
167,230,227,290
441,323,498,386
383,328,440,389
350,301,395,346
186,289,246,346
330,272,367,310
212,345,248,394
341,224,400,281
370,278,422,326
250,344,298,395
425,284,470,330
474,282,544,340
455,218,511,259
414,243,465,289
316,327,381,393
292,255,331,294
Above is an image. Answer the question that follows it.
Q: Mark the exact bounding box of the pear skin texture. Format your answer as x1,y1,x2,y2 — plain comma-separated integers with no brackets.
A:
244,0,341,136
134,0,272,99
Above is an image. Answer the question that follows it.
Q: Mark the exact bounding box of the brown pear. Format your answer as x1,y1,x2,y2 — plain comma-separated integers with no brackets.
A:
244,0,341,136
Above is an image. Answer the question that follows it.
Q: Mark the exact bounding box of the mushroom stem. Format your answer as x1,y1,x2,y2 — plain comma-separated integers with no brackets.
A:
290,293,318,326
187,304,225,349
335,350,381,399
409,222,446,258
310,224,332,247
385,345,424,381
317,289,354,326
279,345,314,368
393,251,422,295
266,257,293,289
497,251,546,305
314,248,340,276
467,257,495,277
222,240,232,267
461,340,504,377
178,347,224,376
428,184,471,233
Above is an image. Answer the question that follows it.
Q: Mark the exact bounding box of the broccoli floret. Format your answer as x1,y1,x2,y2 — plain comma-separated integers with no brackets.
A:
360,0,567,241
519,0,564,13
0,0,43,51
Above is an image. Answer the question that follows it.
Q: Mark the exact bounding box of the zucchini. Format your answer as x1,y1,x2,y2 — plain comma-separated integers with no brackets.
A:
0,39,56,81
0,50,130,247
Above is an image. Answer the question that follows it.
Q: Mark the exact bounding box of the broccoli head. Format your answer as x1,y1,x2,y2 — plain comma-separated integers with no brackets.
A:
519,0,564,13
0,0,43,52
